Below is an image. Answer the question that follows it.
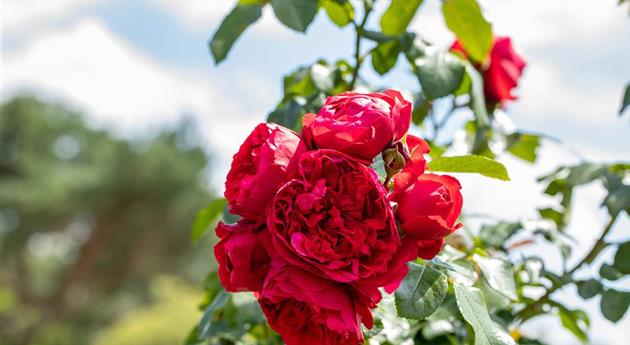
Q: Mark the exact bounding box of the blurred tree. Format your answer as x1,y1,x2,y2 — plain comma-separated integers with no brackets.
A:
0,96,214,345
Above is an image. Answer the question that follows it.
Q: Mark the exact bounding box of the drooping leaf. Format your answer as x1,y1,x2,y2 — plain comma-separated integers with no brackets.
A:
428,155,510,180
619,83,630,115
473,255,518,301
464,62,490,128
192,198,228,243
506,133,541,163
395,262,448,320
600,289,630,323
454,284,516,345
321,0,354,27
613,241,630,274
577,279,603,300
198,290,230,339
380,0,424,36
413,50,465,99
270,0,319,32
209,4,263,64
371,40,401,75
442,0,493,62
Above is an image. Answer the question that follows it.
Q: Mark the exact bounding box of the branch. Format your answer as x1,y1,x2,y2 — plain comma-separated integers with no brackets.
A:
349,0,374,89
515,215,618,321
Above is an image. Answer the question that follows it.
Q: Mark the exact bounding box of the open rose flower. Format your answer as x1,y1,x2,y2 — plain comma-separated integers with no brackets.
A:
225,123,307,221
451,36,526,106
214,220,270,292
259,261,372,345
301,90,412,163
266,149,414,296
392,173,463,259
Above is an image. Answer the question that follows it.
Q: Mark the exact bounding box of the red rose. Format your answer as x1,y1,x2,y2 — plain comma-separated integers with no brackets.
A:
259,261,372,345
225,123,307,221
392,174,463,259
451,36,526,105
214,221,270,292
266,149,413,296
301,90,412,163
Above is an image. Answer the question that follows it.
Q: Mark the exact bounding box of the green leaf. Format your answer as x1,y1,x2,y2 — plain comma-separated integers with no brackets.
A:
192,198,227,244
209,4,263,64
267,98,305,131
603,185,630,217
464,62,490,127
321,0,353,27
428,155,510,180
442,0,493,62
479,222,522,248
413,51,465,99
557,305,589,343
538,207,566,229
380,0,424,36
600,289,630,323
577,279,603,300
566,163,607,186
600,263,623,281
371,40,401,75
198,290,230,339
395,262,448,319
614,241,630,274
270,0,319,32
454,284,516,345
412,93,430,125
619,83,630,115
473,255,518,301
506,133,541,163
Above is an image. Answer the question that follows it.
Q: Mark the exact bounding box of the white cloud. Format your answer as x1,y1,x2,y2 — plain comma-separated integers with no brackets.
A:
2,0,101,35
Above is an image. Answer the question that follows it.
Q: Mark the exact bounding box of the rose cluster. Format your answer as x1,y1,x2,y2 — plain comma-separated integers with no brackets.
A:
214,90,463,344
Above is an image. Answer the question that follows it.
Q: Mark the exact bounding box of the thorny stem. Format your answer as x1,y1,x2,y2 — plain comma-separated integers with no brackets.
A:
515,215,618,322
349,0,374,89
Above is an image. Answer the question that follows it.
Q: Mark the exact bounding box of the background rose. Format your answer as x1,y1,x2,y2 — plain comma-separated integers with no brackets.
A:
392,174,463,259
259,261,371,345
266,149,408,288
225,122,306,221
214,221,270,292
451,36,526,105
301,90,411,162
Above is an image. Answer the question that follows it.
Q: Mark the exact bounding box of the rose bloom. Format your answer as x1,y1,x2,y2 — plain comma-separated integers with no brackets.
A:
451,36,526,105
392,173,463,259
224,123,306,221
266,149,415,300
259,261,372,345
214,220,270,292
301,90,412,163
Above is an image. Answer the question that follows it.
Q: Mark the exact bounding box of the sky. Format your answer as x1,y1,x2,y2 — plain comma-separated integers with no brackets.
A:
2,0,630,344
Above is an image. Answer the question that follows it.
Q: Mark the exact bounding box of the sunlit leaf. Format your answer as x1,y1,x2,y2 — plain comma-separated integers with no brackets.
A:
192,198,227,243
271,0,319,32
473,255,518,301
442,0,492,62
380,0,424,36
209,4,263,64
428,155,509,180
395,262,448,320
321,0,354,27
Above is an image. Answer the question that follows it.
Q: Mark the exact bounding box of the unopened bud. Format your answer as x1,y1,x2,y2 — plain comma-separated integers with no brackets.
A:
382,147,406,176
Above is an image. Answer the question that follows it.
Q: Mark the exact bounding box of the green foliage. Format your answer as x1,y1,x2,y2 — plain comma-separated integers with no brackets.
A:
209,4,263,64
454,284,516,345
442,0,493,62
321,0,354,27
191,198,227,244
620,83,630,115
395,262,448,320
380,0,424,36
600,289,630,323
506,132,541,163
411,47,465,99
427,155,510,180
270,0,319,32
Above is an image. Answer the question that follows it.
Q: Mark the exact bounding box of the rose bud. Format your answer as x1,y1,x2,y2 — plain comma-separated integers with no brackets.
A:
267,149,415,300
382,145,406,177
392,174,463,259
301,90,412,163
451,36,526,106
259,261,372,345
214,221,270,292
225,123,307,221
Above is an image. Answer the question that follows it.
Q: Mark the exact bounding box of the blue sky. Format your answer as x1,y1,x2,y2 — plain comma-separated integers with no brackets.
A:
3,0,630,343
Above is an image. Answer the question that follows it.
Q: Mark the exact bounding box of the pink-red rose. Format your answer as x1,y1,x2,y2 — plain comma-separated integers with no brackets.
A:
301,90,412,163
392,173,463,259
214,220,270,292
266,149,413,296
225,123,307,221
259,261,371,345
451,36,526,105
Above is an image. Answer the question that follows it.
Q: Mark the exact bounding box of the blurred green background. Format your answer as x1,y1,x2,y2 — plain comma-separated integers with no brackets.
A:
0,96,216,345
